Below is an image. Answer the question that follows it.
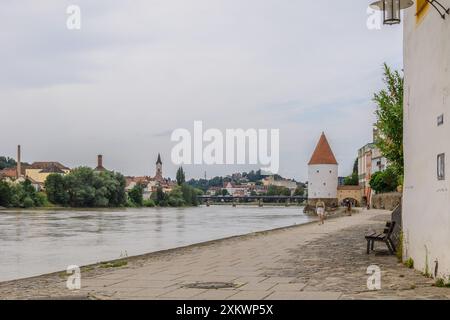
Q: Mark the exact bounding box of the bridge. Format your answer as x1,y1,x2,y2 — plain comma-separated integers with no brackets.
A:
198,195,307,207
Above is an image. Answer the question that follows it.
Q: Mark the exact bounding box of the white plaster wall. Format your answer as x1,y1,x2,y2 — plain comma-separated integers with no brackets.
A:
308,164,338,199
403,3,450,278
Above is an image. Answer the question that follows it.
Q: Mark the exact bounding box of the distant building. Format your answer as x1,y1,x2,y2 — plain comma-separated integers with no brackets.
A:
25,162,70,184
125,153,175,199
357,128,388,205
263,176,297,195
307,132,338,208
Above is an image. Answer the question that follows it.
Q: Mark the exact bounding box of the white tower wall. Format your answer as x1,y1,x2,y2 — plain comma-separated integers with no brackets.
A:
308,164,338,199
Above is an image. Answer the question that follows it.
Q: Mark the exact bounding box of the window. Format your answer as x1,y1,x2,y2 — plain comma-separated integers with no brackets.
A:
438,114,444,126
437,153,445,180
316,170,319,173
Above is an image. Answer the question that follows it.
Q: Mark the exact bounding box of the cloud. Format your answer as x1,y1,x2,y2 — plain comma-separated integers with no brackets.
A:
0,0,403,180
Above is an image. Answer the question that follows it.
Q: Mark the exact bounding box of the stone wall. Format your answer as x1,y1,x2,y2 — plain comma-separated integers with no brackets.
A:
304,198,338,215
371,192,402,211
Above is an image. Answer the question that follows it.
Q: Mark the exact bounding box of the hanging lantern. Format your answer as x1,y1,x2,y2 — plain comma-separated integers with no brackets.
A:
370,0,414,25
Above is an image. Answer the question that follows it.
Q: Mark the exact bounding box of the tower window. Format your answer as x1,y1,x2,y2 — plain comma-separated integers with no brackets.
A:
316,170,319,173
437,153,445,180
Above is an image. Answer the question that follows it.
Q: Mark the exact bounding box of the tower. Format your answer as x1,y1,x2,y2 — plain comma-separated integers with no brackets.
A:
16,145,21,179
307,132,339,208
155,153,163,180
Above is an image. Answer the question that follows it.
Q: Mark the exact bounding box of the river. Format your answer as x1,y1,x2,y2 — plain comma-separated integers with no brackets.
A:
0,206,312,282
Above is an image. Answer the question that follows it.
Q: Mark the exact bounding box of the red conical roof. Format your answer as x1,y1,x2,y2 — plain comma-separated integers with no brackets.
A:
308,132,338,165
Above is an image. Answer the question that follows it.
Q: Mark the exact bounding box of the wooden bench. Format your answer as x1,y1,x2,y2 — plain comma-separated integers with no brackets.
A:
365,221,396,255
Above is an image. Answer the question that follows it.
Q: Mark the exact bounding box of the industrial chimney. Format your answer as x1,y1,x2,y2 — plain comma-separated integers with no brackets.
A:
97,154,103,168
17,145,21,179
95,154,106,172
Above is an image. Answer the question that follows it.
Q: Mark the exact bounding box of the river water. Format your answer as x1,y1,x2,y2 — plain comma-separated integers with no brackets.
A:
0,206,312,282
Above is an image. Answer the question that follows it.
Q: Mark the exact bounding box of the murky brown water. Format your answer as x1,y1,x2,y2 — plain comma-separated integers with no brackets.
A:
0,206,311,282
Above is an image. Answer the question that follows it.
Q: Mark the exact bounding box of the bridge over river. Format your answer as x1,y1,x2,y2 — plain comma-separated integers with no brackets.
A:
198,195,307,206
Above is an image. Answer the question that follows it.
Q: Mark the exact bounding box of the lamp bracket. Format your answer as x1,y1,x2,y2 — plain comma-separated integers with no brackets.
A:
426,0,450,19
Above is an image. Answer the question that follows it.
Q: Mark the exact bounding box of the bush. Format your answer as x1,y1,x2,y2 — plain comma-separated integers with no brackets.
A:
143,199,155,207
23,196,35,208
405,258,414,269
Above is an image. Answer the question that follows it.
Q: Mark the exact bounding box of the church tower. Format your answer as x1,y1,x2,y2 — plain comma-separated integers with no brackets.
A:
307,132,339,208
155,153,163,181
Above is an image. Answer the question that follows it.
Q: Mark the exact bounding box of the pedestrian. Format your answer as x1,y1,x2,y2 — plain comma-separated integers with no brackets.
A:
347,200,352,216
316,200,326,225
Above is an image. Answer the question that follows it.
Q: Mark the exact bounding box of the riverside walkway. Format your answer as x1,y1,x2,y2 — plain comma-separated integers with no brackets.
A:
1,209,449,300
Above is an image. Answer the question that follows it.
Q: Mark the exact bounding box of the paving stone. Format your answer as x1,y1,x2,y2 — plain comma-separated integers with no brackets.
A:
227,290,273,300
265,291,342,300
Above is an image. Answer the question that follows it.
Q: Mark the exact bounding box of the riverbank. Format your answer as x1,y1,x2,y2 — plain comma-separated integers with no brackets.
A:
1,208,448,300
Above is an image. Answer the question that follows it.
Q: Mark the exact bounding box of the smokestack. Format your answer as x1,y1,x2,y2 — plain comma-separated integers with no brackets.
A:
97,155,103,168
17,145,21,179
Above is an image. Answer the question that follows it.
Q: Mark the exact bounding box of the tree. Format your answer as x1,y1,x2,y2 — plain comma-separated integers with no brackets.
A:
369,167,399,194
46,167,127,208
176,167,186,186
128,183,144,206
45,174,69,205
344,172,359,186
353,158,358,175
0,157,16,170
294,186,305,196
0,181,12,207
374,64,404,177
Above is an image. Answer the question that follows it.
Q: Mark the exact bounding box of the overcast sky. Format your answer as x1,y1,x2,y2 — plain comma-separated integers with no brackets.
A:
0,0,403,181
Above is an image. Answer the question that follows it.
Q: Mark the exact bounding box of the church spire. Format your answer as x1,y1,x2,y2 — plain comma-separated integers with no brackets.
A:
156,153,162,165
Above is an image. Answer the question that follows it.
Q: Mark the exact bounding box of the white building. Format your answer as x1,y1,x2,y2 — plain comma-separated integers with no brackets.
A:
403,0,450,278
307,132,339,207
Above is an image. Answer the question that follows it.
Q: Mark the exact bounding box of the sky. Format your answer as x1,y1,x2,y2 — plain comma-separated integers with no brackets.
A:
0,0,404,181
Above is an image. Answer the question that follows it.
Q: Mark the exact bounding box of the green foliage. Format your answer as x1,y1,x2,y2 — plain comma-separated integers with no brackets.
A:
44,167,127,208
344,172,359,186
176,167,186,186
100,260,128,268
267,185,291,197
352,158,358,175
369,167,399,194
0,181,13,207
128,184,144,207
0,156,16,170
1,179,44,208
293,186,305,196
373,64,404,177
405,258,414,269
435,278,450,288
143,199,156,207
45,174,69,205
